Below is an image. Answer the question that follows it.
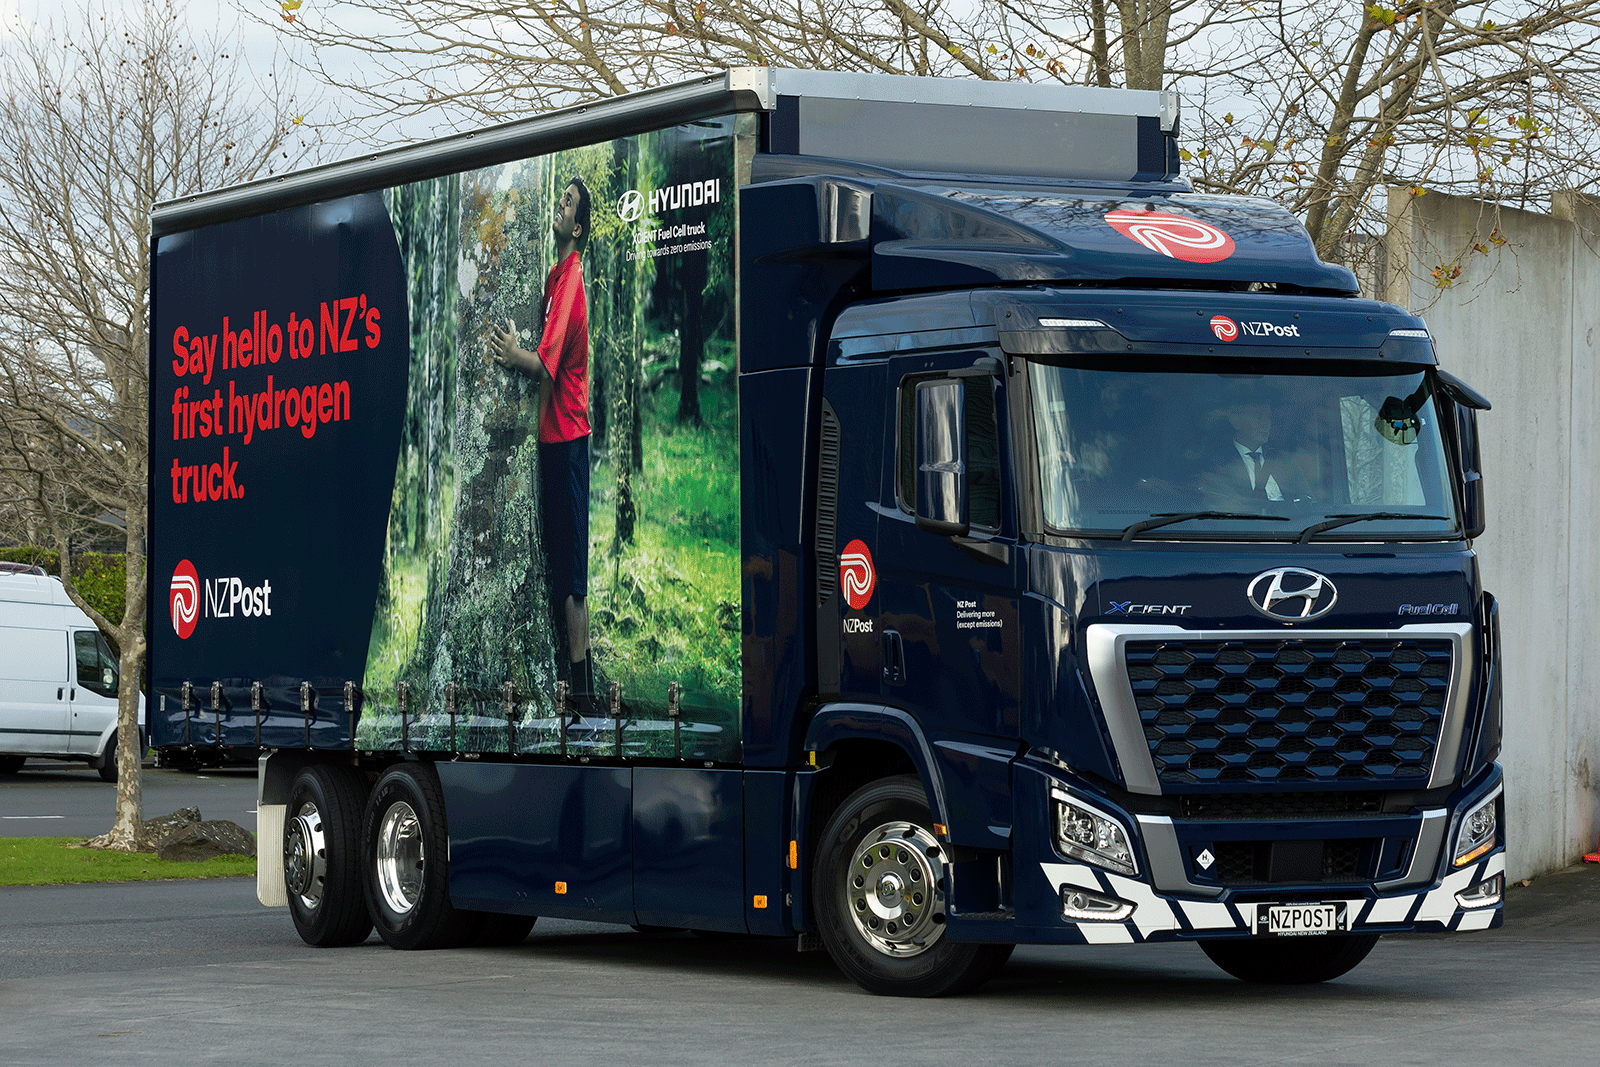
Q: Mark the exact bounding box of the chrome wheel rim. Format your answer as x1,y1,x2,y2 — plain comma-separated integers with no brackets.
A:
844,820,947,957
284,802,327,910
376,800,424,916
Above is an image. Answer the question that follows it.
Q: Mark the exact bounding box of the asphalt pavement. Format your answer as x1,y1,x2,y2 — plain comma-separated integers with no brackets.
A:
1,862,1598,1066
0,761,258,837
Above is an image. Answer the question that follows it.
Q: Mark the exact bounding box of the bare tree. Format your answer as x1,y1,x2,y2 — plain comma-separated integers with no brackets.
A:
265,0,1599,293
0,0,317,850
258,0,1250,137
1180,0,1600,266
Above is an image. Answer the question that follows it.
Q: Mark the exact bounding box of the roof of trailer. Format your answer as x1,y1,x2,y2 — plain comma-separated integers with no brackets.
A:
152,69,1179,237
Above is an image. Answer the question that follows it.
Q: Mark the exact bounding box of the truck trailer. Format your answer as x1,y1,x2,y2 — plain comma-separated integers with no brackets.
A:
148,68,1503,995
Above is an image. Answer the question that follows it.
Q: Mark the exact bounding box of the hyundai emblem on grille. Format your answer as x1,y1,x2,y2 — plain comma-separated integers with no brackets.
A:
1246,567,1338,621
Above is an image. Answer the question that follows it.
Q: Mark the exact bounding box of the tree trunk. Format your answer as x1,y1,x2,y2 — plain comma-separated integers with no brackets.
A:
676,251,707,426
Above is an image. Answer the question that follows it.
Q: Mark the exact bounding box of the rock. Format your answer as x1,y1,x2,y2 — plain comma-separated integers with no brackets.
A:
155,820,257,862
143,806,202,846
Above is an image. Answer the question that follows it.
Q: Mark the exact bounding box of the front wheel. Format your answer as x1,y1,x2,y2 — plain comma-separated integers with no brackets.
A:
813,775,1013,997
0,755,24,775
1200,933,1379,984
363,762,478,950
284,765,373,947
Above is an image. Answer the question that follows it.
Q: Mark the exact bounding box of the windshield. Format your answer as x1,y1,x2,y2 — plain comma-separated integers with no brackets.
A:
1029,359,1460,540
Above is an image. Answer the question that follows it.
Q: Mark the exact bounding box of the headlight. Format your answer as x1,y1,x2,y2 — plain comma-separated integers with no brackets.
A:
1053,790,1137,876
1453,789,1499,867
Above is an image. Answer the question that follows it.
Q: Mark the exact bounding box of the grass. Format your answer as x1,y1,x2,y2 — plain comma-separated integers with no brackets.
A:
0,837,256,887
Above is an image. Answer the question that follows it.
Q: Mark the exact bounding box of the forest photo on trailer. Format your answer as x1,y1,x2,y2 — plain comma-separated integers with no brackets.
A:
356,114,752,763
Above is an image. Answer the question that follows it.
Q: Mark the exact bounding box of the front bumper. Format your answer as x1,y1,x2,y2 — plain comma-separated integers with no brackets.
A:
976,759,1504,945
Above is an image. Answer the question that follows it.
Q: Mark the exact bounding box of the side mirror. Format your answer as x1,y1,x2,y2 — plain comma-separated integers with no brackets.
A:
915,379,969,536
1456,404,1486,539
102,666,116,690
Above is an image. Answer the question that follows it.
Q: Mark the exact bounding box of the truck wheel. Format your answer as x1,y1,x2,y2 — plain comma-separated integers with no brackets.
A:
284,765,374,947
0,756,24,775
96,734,118,782
813,775,1013,997
363,762,477,950
1200,933,1380,983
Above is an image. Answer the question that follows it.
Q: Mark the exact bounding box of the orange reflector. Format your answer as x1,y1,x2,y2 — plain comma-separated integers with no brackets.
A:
554,881,568,895
753,895,768,909
788,840,798,869
933,823,948,837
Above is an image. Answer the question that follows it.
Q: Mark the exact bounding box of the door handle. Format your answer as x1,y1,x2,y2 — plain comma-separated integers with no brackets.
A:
57,687,63,700
881,629,907,686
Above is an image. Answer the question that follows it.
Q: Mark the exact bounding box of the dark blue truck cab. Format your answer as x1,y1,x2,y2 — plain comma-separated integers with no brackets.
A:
149,69,1502,995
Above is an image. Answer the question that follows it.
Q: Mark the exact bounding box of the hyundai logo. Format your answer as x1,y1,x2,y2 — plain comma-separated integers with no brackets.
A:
616,189,645,222
1246,567,1338,621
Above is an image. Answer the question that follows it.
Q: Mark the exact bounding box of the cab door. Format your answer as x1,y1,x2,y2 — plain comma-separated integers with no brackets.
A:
69,630,120,754
873,350,1022,740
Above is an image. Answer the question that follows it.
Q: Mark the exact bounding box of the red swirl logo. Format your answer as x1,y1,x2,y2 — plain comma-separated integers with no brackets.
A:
170,560,199,640
1210,315,1239,342
840,539,876,611
1105,210,1236,263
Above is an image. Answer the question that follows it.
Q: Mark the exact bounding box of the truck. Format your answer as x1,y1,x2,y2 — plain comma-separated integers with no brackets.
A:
148,68,1503,995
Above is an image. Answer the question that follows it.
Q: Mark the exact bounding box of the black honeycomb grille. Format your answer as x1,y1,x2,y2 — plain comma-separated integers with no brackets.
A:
1128,638,1452,786
1210,839,1370,886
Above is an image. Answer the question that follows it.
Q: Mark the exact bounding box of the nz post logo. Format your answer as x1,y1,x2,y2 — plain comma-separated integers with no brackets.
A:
170,560,199,639
1105,210,1236,264
169,560,274,639
840,539,876,611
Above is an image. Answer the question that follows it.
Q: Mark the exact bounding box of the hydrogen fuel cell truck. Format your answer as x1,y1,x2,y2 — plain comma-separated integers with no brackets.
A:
148,68,1504,995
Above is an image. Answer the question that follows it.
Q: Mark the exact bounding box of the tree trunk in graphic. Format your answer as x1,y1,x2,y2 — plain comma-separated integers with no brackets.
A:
676,250,706,426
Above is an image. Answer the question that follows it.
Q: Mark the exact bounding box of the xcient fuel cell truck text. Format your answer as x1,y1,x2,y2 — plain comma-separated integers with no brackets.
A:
148,68,1503,995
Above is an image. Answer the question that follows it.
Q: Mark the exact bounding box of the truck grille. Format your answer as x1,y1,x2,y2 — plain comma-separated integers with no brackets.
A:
1212,839,1370,886
1127,638,1452,786
1179,791,1385,821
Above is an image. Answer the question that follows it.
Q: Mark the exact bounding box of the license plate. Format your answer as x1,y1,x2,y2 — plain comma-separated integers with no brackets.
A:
1255,902,1349,937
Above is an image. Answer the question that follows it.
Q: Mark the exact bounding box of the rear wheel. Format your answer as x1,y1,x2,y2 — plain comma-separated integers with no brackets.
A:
0,755,24,775
284,765,373,947
813,775,1013,997
363,762,478,950
1200,933,1379,984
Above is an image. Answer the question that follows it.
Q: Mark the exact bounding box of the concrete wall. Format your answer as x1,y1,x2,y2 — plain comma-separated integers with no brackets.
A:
1385,191,1600,878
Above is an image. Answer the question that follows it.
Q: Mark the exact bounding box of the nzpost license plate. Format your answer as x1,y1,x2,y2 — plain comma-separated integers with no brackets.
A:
1255,902,1349,937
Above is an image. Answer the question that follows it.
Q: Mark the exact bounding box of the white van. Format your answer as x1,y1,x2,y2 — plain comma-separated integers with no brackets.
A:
0,565,144,780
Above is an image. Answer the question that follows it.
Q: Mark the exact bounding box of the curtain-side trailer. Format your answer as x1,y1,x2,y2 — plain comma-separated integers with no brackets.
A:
149,68,1503,995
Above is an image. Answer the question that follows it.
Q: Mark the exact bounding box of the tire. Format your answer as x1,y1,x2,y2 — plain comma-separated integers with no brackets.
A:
1200,933,1380,984
812,775,1013,997
284,764,374,947
0,755,24,775
472,913,538,946
96,734,118,783
363,762,478,950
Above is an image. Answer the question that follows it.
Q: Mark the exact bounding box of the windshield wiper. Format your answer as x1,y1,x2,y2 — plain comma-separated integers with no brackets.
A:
1296,512,1452,543
1121,511,1291,541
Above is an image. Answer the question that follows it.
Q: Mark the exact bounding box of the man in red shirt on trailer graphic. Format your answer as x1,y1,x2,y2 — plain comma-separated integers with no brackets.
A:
488,175,596,705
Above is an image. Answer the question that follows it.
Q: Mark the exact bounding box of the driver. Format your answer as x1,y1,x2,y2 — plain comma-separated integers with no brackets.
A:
1195,381,1310,506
